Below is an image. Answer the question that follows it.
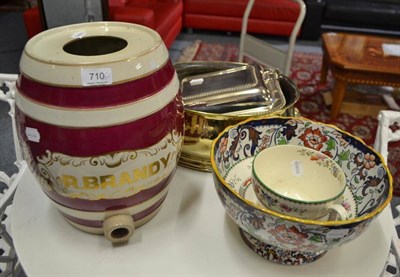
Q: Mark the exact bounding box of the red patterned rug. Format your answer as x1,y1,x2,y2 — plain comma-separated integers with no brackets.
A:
178,41,400,195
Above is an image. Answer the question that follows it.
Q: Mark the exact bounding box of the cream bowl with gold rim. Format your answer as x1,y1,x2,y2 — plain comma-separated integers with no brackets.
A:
211,116,392,265
252,144,348,220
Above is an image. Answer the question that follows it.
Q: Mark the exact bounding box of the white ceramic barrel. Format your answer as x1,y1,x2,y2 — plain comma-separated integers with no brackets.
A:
15,22,184,243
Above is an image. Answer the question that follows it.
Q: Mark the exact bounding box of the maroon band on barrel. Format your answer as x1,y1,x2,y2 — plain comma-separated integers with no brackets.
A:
15,98,184,157
17,61,175,108
60,194,167,228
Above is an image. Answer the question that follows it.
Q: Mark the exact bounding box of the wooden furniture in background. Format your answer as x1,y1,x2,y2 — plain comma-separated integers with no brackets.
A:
320,32,400,119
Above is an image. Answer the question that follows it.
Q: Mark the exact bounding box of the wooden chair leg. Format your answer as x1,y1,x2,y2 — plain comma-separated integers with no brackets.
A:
320,54,329,84
330,79,347,119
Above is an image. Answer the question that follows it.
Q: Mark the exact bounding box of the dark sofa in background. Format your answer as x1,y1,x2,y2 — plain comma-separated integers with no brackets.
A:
181,0,400,40
303,0,400,40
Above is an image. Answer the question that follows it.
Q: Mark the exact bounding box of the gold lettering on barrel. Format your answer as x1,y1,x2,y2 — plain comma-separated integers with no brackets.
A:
83,176,99,189
160,152,171,168
149,161,160,176
57,151,176,190
119,171,133,187
62,175,79,189
100,175,117,188
133,166,148,181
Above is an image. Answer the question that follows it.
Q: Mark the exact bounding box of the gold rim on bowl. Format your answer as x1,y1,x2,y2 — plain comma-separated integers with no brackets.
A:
210,115,393,226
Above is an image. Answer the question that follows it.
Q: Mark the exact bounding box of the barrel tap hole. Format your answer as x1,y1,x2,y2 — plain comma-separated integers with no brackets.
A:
111,227,130,239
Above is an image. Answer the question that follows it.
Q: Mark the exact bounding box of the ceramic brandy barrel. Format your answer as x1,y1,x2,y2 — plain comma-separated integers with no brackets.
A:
15,22,184,243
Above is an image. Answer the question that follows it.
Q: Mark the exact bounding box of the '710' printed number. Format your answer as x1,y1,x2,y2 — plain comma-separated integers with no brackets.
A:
81,68,112,86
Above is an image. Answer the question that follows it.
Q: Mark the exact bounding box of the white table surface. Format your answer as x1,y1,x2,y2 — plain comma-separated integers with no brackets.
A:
11,166,392,276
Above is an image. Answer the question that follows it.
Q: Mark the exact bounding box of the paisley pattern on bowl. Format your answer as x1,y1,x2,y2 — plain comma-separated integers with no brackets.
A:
211,116,392,264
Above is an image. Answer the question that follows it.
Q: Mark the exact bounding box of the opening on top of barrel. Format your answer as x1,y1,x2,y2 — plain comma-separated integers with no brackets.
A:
63,36,128,56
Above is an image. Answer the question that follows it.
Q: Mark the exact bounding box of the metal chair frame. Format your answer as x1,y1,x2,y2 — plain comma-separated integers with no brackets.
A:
238,0,306,76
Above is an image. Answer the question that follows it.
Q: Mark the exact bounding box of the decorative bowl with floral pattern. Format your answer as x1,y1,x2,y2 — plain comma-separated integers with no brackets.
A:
211,116,392,265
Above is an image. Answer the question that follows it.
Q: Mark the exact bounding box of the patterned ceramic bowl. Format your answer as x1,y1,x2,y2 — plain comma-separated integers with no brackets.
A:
211,116,392,265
